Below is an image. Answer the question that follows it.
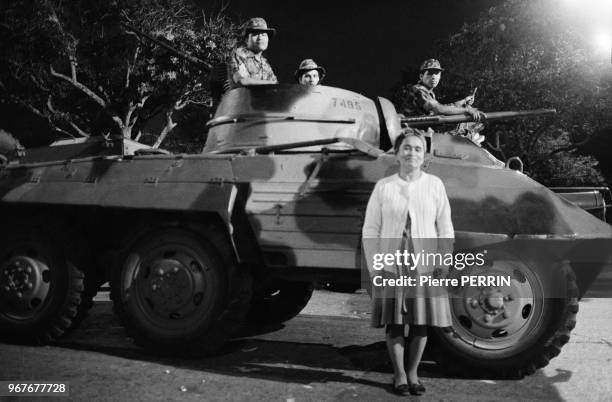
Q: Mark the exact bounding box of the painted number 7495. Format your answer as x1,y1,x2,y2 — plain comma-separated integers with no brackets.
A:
331,98,362,110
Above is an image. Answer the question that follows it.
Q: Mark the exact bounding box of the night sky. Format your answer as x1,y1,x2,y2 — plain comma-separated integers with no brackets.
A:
203,0,502,98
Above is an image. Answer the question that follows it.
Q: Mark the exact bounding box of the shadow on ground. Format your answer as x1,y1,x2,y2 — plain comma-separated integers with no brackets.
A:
0,298,578,400
23,302,456,391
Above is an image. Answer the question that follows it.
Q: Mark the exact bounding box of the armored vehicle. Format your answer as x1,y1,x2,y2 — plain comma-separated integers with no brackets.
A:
1,84,611,379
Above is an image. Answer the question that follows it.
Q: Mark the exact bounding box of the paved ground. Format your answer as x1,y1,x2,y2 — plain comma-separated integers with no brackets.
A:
1,282,611,401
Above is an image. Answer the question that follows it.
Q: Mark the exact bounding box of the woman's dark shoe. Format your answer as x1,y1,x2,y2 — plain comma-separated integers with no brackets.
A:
392,383,412,396
408,381,426,396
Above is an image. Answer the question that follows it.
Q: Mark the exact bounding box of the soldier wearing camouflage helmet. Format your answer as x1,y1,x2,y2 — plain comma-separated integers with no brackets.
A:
227,17,278,89
403,59,484,122
294,59,326,86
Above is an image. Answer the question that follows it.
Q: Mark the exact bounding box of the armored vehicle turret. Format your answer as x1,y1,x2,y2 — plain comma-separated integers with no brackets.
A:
1,84,610,379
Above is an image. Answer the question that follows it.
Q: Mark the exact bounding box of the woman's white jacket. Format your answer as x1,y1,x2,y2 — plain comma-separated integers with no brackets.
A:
362,172,454,274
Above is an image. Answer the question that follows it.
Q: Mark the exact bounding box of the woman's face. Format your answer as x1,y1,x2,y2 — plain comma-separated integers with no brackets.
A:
396,135,425,170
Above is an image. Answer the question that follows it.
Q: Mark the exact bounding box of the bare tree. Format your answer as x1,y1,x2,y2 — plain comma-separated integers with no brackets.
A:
0,0,238,149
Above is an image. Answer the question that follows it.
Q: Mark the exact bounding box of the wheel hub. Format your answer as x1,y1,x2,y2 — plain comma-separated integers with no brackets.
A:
140,256,201,317
485,290,505,310
451,260,540,348
464,287,515,328
0,255,50,316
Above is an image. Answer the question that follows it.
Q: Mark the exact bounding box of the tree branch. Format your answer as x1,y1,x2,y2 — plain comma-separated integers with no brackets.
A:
98,86,111,103
135,94,151,109
485,131,507,160
53,127,76,138
46,96,59,114
22,99,49,120
152,108,177,148
10,96,74,140
112,115,125,130
68,121,90,137
70,57,77,81
47,96,89,137
50,63,127,134
125,61,131,89
125,45,140,89
28,73,48,91
49,64,107,109
175,99,189,110
122,102,138,138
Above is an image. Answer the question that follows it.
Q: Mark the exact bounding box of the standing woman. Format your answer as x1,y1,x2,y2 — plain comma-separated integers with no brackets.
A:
362,130,454,396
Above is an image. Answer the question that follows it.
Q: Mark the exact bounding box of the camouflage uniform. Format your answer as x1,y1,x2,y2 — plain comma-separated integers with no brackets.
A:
403,82,437,116
403,59,486,146
403,59,445,116
227,46,277,90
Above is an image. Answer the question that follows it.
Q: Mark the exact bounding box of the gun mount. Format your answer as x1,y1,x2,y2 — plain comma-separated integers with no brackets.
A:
401,108,557,128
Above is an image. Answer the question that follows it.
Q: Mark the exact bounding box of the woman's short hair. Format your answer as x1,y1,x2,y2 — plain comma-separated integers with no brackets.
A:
393,129,427,154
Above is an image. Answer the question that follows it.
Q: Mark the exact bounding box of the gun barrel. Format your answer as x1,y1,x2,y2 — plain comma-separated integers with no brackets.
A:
402,108,557,128
121,22,211,71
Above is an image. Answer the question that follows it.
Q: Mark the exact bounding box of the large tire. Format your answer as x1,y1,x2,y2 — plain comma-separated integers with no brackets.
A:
0,229,85,343
247,280,314,325
111,227,252,356
430,250,579,379
69,268,105,330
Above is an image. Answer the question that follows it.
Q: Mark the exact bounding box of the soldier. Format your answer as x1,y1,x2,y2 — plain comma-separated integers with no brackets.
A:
404,59,486,145
227,17,278,89
404,59,484,122
294,59,326,86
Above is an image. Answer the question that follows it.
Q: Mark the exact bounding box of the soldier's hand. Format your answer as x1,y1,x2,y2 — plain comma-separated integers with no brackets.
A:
466,106,485,122
464,95,475,106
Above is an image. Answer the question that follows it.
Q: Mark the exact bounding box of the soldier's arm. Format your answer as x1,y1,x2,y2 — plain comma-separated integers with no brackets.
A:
268,69,278,85
229,50,277,87
451,96,475,107
231,64,278,86
424,99,484,121
233,73,278,86
454,88,477,107
451,98,467,107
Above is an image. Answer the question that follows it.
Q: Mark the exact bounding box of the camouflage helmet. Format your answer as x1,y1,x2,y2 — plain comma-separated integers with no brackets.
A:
419,58,444,72
294,59,326,82
243,17,276,38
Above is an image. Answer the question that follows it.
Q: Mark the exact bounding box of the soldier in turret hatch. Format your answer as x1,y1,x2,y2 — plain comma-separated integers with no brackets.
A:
294,59,326,86
403,59,486,145
227,17,278,90
403,59,484,121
